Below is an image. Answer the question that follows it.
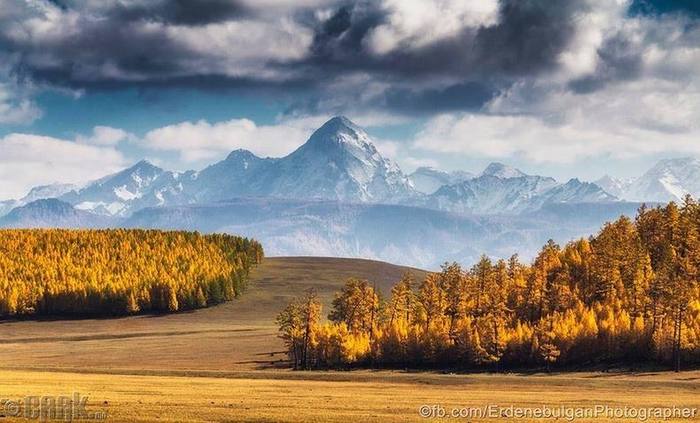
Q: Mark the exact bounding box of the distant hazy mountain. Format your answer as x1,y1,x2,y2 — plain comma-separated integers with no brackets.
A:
3,117,625,219
408,167,474,194
0,200,17,217
31,117,415,217
0,183,77,216
624,158,700,202
415,165,614,215
0,199,113,228
594,175,634,199
21,183,77,203
121,198,643,268
59,160,194,216
530,178,617,207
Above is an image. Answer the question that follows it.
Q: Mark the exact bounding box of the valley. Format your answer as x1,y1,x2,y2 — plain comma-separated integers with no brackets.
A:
0,257,697,422
0,257,426,371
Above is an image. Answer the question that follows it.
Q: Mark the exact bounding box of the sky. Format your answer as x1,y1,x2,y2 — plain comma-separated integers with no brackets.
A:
1,0,700,199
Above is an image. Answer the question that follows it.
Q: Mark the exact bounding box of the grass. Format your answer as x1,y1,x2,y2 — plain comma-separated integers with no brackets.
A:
0,257,426,371
0,370,698,422
0,257,698,422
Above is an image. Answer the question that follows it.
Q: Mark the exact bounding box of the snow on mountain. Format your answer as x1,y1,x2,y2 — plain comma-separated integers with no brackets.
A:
0,200,17,217
261,116,415,202
26,116,414,216
422,171,559,214
189,116,415,204
624,158,700,202
594,175,634,199
188,149,279,202
7,117,640,220
59,160,194,216
528,178,617,208
20,183,77,204
408,167,474,194
480,162,527,179
418,172,615,215
0,183,77,217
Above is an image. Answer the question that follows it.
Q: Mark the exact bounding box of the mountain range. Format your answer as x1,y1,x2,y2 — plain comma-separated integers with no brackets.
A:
0,116,625,218
0,116,697,267
596,158,700,203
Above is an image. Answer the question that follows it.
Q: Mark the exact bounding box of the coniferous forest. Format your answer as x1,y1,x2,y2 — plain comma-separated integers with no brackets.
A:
0,229,263,317
278,198,700,371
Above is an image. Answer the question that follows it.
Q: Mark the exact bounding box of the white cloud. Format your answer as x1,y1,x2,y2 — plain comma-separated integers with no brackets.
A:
142,112,413,165
143,118,315,162
165,18,313,80
367,0,499,55
0,83,42,125
409,4,700,168
76,126,131,146
413,91,700,165
0,132,126,199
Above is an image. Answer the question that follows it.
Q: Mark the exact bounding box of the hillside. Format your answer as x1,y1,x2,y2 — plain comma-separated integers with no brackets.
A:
0,257,427,372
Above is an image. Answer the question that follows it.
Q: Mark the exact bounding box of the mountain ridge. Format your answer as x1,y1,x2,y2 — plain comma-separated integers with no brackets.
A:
0,116,671,220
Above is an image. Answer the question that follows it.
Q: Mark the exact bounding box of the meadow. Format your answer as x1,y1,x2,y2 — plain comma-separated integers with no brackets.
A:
0,257,698,422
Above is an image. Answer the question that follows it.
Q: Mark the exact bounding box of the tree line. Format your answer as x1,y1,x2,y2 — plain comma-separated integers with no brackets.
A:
278,198,700,371
0,229,263,317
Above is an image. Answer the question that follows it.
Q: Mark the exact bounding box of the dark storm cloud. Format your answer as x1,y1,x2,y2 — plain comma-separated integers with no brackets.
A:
382,82,498,115
290,0,587,113
569,33,644,94
5,18,193,89
302,0,585,79
473,0,587,75
0,0,675,115
107,0,251,26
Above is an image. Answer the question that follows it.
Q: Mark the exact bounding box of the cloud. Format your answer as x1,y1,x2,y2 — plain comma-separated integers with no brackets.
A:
2,0,700,174
0,132,126,199
0,0,652,115
104,0,252,26
141,110,413,165
1,0,315,91
413,76,700,164
0,78,42,125
0,93,42,125
76,126,132,146
142,118,316,162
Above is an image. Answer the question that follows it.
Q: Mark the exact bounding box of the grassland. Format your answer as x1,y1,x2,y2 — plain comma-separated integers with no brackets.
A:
0,257,427,371
0,369,698,422
0,257,698,422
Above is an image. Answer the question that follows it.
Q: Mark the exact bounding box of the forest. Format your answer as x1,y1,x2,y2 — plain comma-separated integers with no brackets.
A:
0,229,263,317
278,198,700,371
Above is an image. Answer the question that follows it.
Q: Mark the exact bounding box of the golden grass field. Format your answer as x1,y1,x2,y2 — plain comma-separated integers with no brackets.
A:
0,257,698,422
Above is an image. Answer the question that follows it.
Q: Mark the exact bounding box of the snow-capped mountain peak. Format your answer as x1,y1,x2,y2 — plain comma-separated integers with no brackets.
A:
481,162,527,179
272,116,414,202
59,159,190,216
300,116,383,165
